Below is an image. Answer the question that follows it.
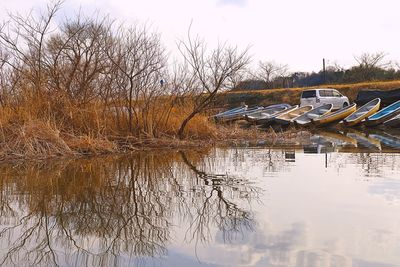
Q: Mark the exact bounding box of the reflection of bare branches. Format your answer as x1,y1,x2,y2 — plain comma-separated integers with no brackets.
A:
333,152,400,177
0,211,60,267
0,150,259,266
0,187,16,220
179,150,259,244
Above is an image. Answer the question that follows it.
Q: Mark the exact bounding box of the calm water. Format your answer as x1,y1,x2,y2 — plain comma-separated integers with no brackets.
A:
1,130,400,267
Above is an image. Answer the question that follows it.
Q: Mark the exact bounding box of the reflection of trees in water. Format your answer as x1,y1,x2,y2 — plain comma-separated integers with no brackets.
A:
0,150,260,266
210,148,291,176
330,152,400,177
179,151,258,244
2,149,396,266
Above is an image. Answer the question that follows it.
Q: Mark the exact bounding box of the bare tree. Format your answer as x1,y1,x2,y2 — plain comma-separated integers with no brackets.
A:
257,60,288,89
46,16,113,106
0,48,13,107
108,24,166,135
176,30,250,139
226,67,251,90
326,61,345,72
353,52,391,81
0,2,257,144
395,61,400,71
0,1,63,96
355,52,389,69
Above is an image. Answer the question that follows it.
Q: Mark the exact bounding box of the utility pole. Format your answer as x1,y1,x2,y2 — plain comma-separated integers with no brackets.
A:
323,58,326,84
325,152,328,168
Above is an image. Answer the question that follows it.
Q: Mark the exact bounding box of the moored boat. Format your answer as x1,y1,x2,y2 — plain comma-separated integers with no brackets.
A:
313,103,357,126
274,105,313,125
343,98,381,127
256,105,299,126
217,106,263,122
245,104,290,123
365,100,400,127
213,105,247,121
294,104,333,126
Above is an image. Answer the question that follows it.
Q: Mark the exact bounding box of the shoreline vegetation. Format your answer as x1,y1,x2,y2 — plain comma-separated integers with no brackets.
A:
0,2,399,162
0,119,313,161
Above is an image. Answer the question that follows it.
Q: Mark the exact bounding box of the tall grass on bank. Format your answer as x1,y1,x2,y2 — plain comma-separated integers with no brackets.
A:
0,1,252,160
0,93,220,160
0,89,308,160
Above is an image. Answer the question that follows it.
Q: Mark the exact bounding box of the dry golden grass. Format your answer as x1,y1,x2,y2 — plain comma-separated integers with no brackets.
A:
0,121,73,160
0,94,220,160
65,135,116,155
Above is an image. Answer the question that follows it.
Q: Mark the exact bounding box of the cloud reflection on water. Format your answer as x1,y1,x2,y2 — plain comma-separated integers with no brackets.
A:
0,146,399,266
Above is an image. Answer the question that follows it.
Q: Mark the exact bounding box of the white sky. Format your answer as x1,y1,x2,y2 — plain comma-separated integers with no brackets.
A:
1,0,400,72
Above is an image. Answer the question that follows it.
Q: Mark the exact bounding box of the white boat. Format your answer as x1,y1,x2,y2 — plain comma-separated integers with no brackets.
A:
294,104,333,126
245,104,291,123
274,105,313,125
217,106,263,122
256,105,299,125
213,105,247,120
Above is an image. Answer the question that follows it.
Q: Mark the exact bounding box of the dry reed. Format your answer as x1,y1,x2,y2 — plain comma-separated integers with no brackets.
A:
0,79,396,161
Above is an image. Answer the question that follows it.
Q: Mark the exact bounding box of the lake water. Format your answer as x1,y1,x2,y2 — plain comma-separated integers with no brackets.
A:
1,130,400,267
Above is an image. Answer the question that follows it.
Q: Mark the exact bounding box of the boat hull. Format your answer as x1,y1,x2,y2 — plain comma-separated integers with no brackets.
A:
313,104,357,126
245,105,289,123
274,106,313,125
218,107,262,122
294,104,333,126
365,100,400,126
343,98,381,127
256,106,299,125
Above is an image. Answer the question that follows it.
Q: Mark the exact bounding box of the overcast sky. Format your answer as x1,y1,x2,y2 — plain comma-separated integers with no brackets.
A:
1,0,400,72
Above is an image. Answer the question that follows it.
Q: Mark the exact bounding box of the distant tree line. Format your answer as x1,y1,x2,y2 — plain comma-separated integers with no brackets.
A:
233,52,400,91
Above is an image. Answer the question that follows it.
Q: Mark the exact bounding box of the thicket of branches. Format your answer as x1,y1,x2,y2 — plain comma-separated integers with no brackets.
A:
0,1,248,144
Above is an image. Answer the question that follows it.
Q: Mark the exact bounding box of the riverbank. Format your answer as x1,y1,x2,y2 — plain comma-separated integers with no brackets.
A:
2,80,400,162
0,119,311,162
217,80,400,107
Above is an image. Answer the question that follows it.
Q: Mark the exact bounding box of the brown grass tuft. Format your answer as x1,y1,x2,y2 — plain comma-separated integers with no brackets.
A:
0,121,73,160
65,135,116,155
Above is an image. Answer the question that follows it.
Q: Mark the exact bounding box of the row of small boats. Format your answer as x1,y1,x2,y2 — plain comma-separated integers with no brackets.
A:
212,99,400,128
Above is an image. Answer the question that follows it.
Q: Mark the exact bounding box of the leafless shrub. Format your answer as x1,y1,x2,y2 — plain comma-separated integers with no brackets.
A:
256,60,288,89
108,24,167,136
176,28,250,138
0,1,253,156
